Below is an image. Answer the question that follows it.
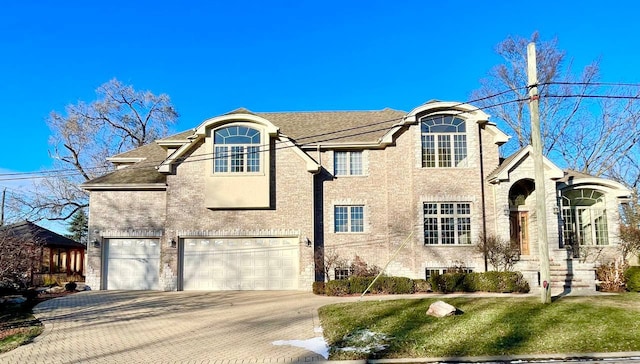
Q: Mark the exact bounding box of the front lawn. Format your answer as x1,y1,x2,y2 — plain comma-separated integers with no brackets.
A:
0,300,43,354
318,294,640,360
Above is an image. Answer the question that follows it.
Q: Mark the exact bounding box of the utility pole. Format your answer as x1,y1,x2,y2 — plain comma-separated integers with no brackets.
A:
527,42,552,304
0,188,5,226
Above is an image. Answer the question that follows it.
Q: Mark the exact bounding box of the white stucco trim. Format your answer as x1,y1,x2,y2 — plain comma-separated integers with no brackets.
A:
559,181,632,200
404,101,491,123
106,157,146,164
81,183,167,191
157,113,320,174
278,134,321,173
195,113,279,136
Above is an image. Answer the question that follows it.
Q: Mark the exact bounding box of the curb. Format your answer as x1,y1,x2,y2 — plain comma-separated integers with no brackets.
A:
321,351,640,363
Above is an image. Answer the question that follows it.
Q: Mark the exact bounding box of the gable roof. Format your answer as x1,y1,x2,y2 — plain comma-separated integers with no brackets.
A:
82,142,168,188
83,103,509,188
254,108,407,145
487,145,564,183
0,221,85,249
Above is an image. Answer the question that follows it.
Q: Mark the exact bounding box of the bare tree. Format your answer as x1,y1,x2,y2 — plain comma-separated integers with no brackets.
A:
17,79,178,221
315,248,346,282
472,32,601,159
0,230,41,290
474,31,640,186
476,235,520,272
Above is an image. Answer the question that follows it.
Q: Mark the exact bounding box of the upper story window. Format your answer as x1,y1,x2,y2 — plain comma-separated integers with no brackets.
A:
423,202,472,245
213,126,261,173
421,115,467,168
334,151,363,176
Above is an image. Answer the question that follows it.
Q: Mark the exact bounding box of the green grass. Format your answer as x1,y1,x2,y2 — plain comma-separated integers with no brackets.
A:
318,294,640,360
0,326,43,354
0,301,44,354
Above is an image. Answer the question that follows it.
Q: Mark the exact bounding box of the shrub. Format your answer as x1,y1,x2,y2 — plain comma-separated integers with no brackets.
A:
430,271,529,293
430,272,467,293
596,260,627,292
476,235,521,271
350,255,381,278
349,276,374,294
413,279,431,293
325,279,350,296
377,277,414,294
312,281,326,295
624,266,640,292
64,281,78,292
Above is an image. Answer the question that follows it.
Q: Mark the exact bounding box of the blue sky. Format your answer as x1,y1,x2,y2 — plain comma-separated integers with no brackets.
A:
1,0,640,222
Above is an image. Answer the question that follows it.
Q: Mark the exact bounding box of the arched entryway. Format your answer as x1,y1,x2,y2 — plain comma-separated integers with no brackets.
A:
508,179,535,256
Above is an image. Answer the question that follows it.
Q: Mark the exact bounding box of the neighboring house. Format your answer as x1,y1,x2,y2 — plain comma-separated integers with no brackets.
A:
81,100,631,291
0,221,85,285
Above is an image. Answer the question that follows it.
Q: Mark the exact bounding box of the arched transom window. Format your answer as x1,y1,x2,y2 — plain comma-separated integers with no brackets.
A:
213,125,261,173
421,115,467,168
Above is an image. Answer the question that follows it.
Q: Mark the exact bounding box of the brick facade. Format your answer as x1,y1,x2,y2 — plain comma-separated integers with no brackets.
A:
84,102,630,292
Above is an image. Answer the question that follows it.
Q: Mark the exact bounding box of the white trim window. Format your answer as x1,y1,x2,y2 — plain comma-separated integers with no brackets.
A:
421,115,467,168
334,151,363,176
334,205,364,233
423,202,472,245
561,189,609,246
213,126,261,173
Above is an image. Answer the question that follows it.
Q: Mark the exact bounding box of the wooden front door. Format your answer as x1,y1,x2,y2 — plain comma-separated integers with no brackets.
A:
510,211,530,255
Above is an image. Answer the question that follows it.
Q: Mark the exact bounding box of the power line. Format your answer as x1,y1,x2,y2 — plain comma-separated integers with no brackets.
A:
0,92,527,182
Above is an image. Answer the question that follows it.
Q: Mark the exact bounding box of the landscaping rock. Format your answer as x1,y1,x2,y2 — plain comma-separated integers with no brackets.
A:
2,295,27,305
74,282,89,291
45,286,65,294
426,300,458,317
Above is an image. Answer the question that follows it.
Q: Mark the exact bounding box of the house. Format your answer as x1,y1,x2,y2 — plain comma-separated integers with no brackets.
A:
0,220,85,286
81,100,631,291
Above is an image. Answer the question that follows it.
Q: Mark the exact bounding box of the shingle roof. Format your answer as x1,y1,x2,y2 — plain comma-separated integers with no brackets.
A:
0,221,85,249
254,108,406,144
486,146,528,181
84,108,407,187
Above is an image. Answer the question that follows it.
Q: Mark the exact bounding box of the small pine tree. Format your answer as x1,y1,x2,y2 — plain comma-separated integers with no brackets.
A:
67,210,88,244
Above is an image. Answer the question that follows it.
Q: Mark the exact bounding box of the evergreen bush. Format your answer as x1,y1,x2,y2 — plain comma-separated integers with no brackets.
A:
624,266,640,292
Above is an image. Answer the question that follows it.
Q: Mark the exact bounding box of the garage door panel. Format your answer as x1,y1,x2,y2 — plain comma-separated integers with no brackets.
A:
182,237,299,291
106,239,160,290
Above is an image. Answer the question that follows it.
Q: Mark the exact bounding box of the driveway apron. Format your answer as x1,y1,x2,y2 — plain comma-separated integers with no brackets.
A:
0,291,346,364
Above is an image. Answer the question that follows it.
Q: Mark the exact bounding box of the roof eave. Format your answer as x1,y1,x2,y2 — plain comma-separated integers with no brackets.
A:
81,183,167,191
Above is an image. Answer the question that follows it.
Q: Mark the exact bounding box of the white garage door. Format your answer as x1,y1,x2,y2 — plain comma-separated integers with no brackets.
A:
105,238,160,290
182,237,299,290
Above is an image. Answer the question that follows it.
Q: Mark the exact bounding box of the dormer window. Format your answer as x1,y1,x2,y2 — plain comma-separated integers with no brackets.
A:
421,115,467,168
213,126,261,173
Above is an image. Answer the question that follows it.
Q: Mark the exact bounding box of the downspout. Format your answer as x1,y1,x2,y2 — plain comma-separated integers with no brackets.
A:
312,144,324,283
478,123,488,272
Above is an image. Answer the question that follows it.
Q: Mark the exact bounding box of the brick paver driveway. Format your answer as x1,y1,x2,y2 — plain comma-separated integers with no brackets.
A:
0,291,348,364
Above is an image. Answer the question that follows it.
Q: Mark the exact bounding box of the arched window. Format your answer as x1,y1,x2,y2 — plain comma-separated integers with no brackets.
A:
213,126,261,173
420,115,467,168
561,189,608,246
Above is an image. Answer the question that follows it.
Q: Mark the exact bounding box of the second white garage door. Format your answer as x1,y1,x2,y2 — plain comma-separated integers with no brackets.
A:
182,237,299,290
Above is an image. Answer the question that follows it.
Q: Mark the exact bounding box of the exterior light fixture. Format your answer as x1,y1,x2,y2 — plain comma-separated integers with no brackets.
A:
170,238,177,248
92,240,100,248
503,204,510,216
305,237,312,247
